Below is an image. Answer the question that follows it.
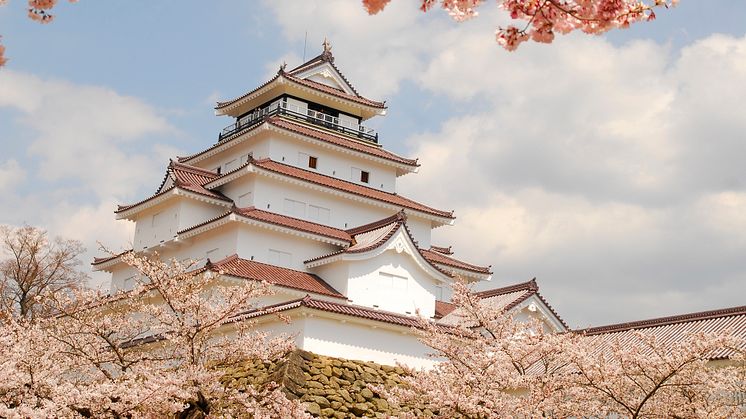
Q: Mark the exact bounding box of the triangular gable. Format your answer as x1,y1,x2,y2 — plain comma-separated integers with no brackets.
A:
290,60,357,96
305,213,453,284
439,279,569,332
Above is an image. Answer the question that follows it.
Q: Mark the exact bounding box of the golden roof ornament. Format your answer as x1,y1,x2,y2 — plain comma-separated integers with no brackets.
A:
321,37,334,62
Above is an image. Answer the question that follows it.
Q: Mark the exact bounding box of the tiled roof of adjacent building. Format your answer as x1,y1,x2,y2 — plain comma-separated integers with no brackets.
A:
250,158,454,220
473,279,569,330
208,255,345,299
579,305,746,359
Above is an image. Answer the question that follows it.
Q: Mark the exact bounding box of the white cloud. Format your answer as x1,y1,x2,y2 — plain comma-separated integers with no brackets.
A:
0,160,26,193
266,0,746,326
0,71,177,200
0,71,177,287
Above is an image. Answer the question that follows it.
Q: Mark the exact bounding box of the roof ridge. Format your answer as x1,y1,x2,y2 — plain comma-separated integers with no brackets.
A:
345,211,405,235
581,305,746,335
420,248,492,274
429,245,453,255
170,161,219,178
475,278,538,299
233,206,352,242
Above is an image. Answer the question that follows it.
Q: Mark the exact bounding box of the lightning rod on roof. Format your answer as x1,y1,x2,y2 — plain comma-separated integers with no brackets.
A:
303,30,308,62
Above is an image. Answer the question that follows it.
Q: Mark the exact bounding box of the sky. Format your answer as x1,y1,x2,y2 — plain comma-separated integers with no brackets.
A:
1,1,745,328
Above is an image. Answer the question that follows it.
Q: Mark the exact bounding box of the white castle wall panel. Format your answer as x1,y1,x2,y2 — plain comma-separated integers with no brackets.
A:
251,176,433,247
300,316,435,369
235,223,339,271
267,135,397,193
344,251,439,318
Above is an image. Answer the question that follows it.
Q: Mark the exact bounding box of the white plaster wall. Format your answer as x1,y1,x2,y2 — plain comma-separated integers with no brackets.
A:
300,316,435,369
251,176,433,244
194,133,272,173
235,222,340,271
267,135,397,193
132,198,227,251
344,250,440,318
109,264,140,293
405,217,433,249
312,263,350,297
178,199,226,231
220,176,256,207
133,200,180,250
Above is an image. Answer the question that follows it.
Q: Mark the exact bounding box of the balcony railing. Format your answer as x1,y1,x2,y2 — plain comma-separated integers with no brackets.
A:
219,101,378,143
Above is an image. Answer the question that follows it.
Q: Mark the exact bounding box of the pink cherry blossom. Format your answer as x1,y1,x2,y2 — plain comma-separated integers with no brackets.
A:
363,0,678,51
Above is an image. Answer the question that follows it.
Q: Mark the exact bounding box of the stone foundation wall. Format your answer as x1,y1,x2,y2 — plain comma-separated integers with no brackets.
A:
222,350,436,418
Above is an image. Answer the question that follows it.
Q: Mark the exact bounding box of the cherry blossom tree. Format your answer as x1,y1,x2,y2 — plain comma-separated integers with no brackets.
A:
0,251,309,418
0,224,87,321
380,279,745,418
0,0,77,66
363,0,678,51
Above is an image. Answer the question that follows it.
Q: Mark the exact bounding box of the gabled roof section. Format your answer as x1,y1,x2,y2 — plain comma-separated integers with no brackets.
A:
116,161,231,218
245,157,454,222
305,212,454,281
287,42,359,96
214,66,384,114
472,279,569,330
208,255,345,299
215,43,384,118
177,206,353,245
579,305,746,359
420,248,492,276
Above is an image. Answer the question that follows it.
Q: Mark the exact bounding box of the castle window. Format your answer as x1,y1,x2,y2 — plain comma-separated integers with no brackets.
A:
352,167,370,184
299,152,318,169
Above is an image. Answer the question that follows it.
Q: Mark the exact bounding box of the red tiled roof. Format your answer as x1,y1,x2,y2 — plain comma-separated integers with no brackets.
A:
420,248,491,274
177,207,352,243
214,72,385,111
269,118,418,167
580,306,746,359
250,158,453,220
473,279,569,330
434,300,457,319
284,73,385,108
116,162,230,214
92,250,131,266
287,51,360,96
209,255,344,299
234,207,352,242
429,245,453,255
177,116,417,169
232,295,440,330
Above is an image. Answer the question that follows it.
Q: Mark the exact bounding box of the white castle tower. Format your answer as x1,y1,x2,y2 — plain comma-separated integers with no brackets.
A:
93,43,565,366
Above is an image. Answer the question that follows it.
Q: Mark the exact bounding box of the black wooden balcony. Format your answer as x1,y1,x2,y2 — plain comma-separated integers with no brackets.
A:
219,102,378,143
